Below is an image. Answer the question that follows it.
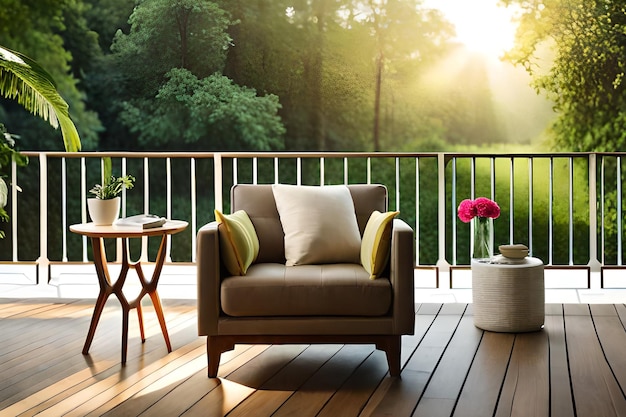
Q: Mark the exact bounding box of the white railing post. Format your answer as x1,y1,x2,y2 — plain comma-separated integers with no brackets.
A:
11,158,18,262
191,157,197,262
415,157,420,266
140,157,149,262
214,153,223,213
37,153,49,285
81,157,88,261
437,153,450,272
395,157,400,211
253,157,258,185
528,157,534,255
509,158,514,244
451,157,457,265
166,157,173,263
588,154,601,272
61,158,68,262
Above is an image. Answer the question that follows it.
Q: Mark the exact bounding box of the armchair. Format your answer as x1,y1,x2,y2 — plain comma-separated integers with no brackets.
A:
197,184,415,377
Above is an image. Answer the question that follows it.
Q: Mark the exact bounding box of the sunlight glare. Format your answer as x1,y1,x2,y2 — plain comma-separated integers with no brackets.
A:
424,0,520,59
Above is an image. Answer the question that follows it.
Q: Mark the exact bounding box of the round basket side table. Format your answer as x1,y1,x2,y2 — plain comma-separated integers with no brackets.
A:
471,257,545,332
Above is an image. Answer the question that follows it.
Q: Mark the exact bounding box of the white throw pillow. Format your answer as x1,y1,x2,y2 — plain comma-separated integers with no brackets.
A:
272,184,362,266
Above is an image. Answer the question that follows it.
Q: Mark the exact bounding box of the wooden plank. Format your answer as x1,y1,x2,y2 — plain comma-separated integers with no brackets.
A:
413,315,483,417
272,344,376,417
0,307,124,406
366,308,464,416
565,310,626,416
0,302,92,364
438,303,467,315
563,303,589,316
615,304,626,328
452,331,515,417
358,310,442,416
6,329,197,416
5,299,626,417
590,305,626,394
590,304,618,316
180,345,311,416
60,345,208,417
129,345,268,417
316,350,389,417
544,303,563,316
417,303,442,315
1,302,198,414
227,344,345,417
544,313,575,417
495,331,549,417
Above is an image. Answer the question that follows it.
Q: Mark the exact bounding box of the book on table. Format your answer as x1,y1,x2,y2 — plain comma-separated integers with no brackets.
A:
115,214,166,229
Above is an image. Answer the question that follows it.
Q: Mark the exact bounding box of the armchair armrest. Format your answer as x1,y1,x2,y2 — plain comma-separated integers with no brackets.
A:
389,218,415,334
197,221,222,336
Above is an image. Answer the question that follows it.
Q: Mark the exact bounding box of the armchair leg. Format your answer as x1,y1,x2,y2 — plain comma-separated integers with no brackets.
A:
377,335,401,377
206,336,235,378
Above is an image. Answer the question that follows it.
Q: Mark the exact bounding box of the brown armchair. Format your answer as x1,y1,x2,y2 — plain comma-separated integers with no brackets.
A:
197,184,415,377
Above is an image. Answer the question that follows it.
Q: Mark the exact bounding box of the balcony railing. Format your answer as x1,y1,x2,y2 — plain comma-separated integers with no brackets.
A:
3,151,626,289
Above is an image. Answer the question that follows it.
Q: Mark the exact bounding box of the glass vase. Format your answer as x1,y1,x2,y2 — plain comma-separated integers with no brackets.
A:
473,216,492,261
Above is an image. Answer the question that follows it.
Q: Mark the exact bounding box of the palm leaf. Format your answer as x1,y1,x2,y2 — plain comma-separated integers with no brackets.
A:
0,45,81,152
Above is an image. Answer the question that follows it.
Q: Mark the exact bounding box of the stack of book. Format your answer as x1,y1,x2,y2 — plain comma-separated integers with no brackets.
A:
115,214,166,229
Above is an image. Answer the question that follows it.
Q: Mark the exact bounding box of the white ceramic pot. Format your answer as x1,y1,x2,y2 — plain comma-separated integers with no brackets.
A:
87,197,120,226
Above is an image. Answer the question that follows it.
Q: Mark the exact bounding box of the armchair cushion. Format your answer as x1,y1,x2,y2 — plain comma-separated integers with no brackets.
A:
220,263,391,317
361,210,399,279
271,184,362,265
214,210,259,275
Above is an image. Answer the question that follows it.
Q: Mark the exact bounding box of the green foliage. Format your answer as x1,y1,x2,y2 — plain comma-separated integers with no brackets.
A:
121,68,285,150
504,0,626,152
0,123,28,238
0,46,82,152
111,0,234,92
0,0,101,150
89,174,135,199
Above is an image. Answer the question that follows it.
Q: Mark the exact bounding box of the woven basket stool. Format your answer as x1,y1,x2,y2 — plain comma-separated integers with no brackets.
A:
471,257,545,332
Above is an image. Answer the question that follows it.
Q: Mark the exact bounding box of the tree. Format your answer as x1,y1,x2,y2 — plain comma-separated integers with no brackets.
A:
121,68,285,150
504,0,626,151
112,0,233,94
111,0,284,150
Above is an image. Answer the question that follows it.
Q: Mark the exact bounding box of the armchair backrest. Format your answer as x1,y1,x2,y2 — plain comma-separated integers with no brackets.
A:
231,184,388,264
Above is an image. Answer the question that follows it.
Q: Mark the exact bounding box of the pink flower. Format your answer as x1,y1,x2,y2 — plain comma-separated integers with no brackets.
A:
457,197,500,223
457,199,476,223
474,197,500,219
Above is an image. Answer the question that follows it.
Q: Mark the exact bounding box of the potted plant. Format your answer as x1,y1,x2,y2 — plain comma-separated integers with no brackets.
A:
87,159,135,225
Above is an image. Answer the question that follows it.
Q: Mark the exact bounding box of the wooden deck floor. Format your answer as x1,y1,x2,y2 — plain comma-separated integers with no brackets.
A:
1,299,626,417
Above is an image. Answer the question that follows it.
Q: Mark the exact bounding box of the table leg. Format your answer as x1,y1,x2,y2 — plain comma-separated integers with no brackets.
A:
133,234,172,352
148,290,172,352
83,233,173,364
121,305,130,364
137,302,146,343
83,237,113,355
83,288,110,355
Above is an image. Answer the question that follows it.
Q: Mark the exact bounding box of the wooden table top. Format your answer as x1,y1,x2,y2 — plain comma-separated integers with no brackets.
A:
69,220,188,238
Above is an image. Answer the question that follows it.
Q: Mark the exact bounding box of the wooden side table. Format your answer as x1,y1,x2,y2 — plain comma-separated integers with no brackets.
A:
471,257,545,332
70,220,188,364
